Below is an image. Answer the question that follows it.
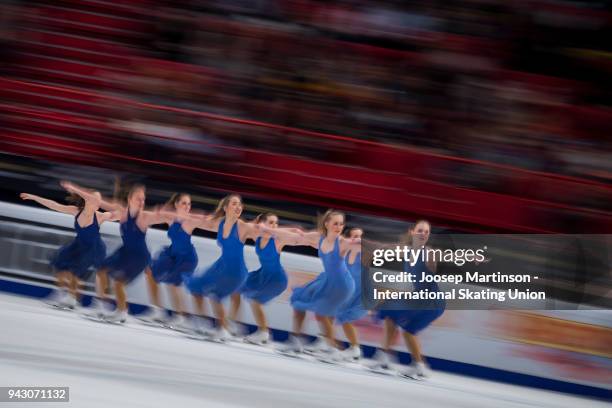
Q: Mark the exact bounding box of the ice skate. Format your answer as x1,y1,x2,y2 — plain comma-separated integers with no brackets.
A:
226,319,245,338
104,309,128,324
136,306,166,325
303,336,326,355
48,291,77,311
165,313,191,332
206,326,231,343
277,335,304,356
244,329,270,345
340,345,362,362
316,346,344,364
83,298,108,321
365,349,394,374
400,361,429,380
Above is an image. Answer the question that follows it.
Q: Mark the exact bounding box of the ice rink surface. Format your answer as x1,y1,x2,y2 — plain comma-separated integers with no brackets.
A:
0,293,607,408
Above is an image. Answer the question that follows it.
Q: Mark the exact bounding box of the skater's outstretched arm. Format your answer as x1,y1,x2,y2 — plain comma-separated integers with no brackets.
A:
61,181,122,223
150,206,175,225
60,181,99,203
256,223,306,247
137,208,175,228
299,230,324,249
237,219,265,242
96,211,121,224
61,181,122,212
153,206,209,225
195,213,221,232
19,193,79,215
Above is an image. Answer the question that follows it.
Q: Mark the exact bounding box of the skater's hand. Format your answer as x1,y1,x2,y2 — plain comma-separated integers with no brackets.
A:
20,193,34,200
60,180,76,193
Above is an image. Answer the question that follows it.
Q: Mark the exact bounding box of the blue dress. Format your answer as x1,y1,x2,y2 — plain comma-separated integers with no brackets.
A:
52,210,106,280
241,236,288,304
186,219,248,301
290,237,355,316
377,256,445,334
336,252,367,324
151,221,198,286
103,209,151,284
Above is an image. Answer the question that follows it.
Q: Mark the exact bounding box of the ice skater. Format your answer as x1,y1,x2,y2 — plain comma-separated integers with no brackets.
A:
228,213,303,345
334,227,367,361
138,193,199,332
20,184,117,309
368,220,445,379
279,210,360,360
184,194,253,341
64,181,163,324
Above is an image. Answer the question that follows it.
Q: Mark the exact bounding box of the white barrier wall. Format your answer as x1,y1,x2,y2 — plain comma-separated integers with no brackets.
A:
1,202,610,392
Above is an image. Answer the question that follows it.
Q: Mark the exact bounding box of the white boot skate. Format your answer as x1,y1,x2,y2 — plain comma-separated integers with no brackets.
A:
207,326,231,343
105,309,128,324
365,349,394,373
400,361,430,380
316,346,344,364
83,297,108,320
277,335,304,355
192,316,213,337
58,294,77,310
340,346,362,362
45,289,67,308
225,319,245,338
136,306,166,325
244,329,270,345
165,314,191,332
303,336,327,355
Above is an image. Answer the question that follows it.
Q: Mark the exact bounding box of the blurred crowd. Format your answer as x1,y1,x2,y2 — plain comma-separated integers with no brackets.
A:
0,0,610,219
113,0,612,182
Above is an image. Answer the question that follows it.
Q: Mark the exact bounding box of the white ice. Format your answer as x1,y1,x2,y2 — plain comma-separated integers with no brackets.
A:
0,293,607,408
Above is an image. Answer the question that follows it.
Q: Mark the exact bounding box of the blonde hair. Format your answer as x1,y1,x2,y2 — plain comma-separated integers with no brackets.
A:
212,194,242,220
317,209,345,235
